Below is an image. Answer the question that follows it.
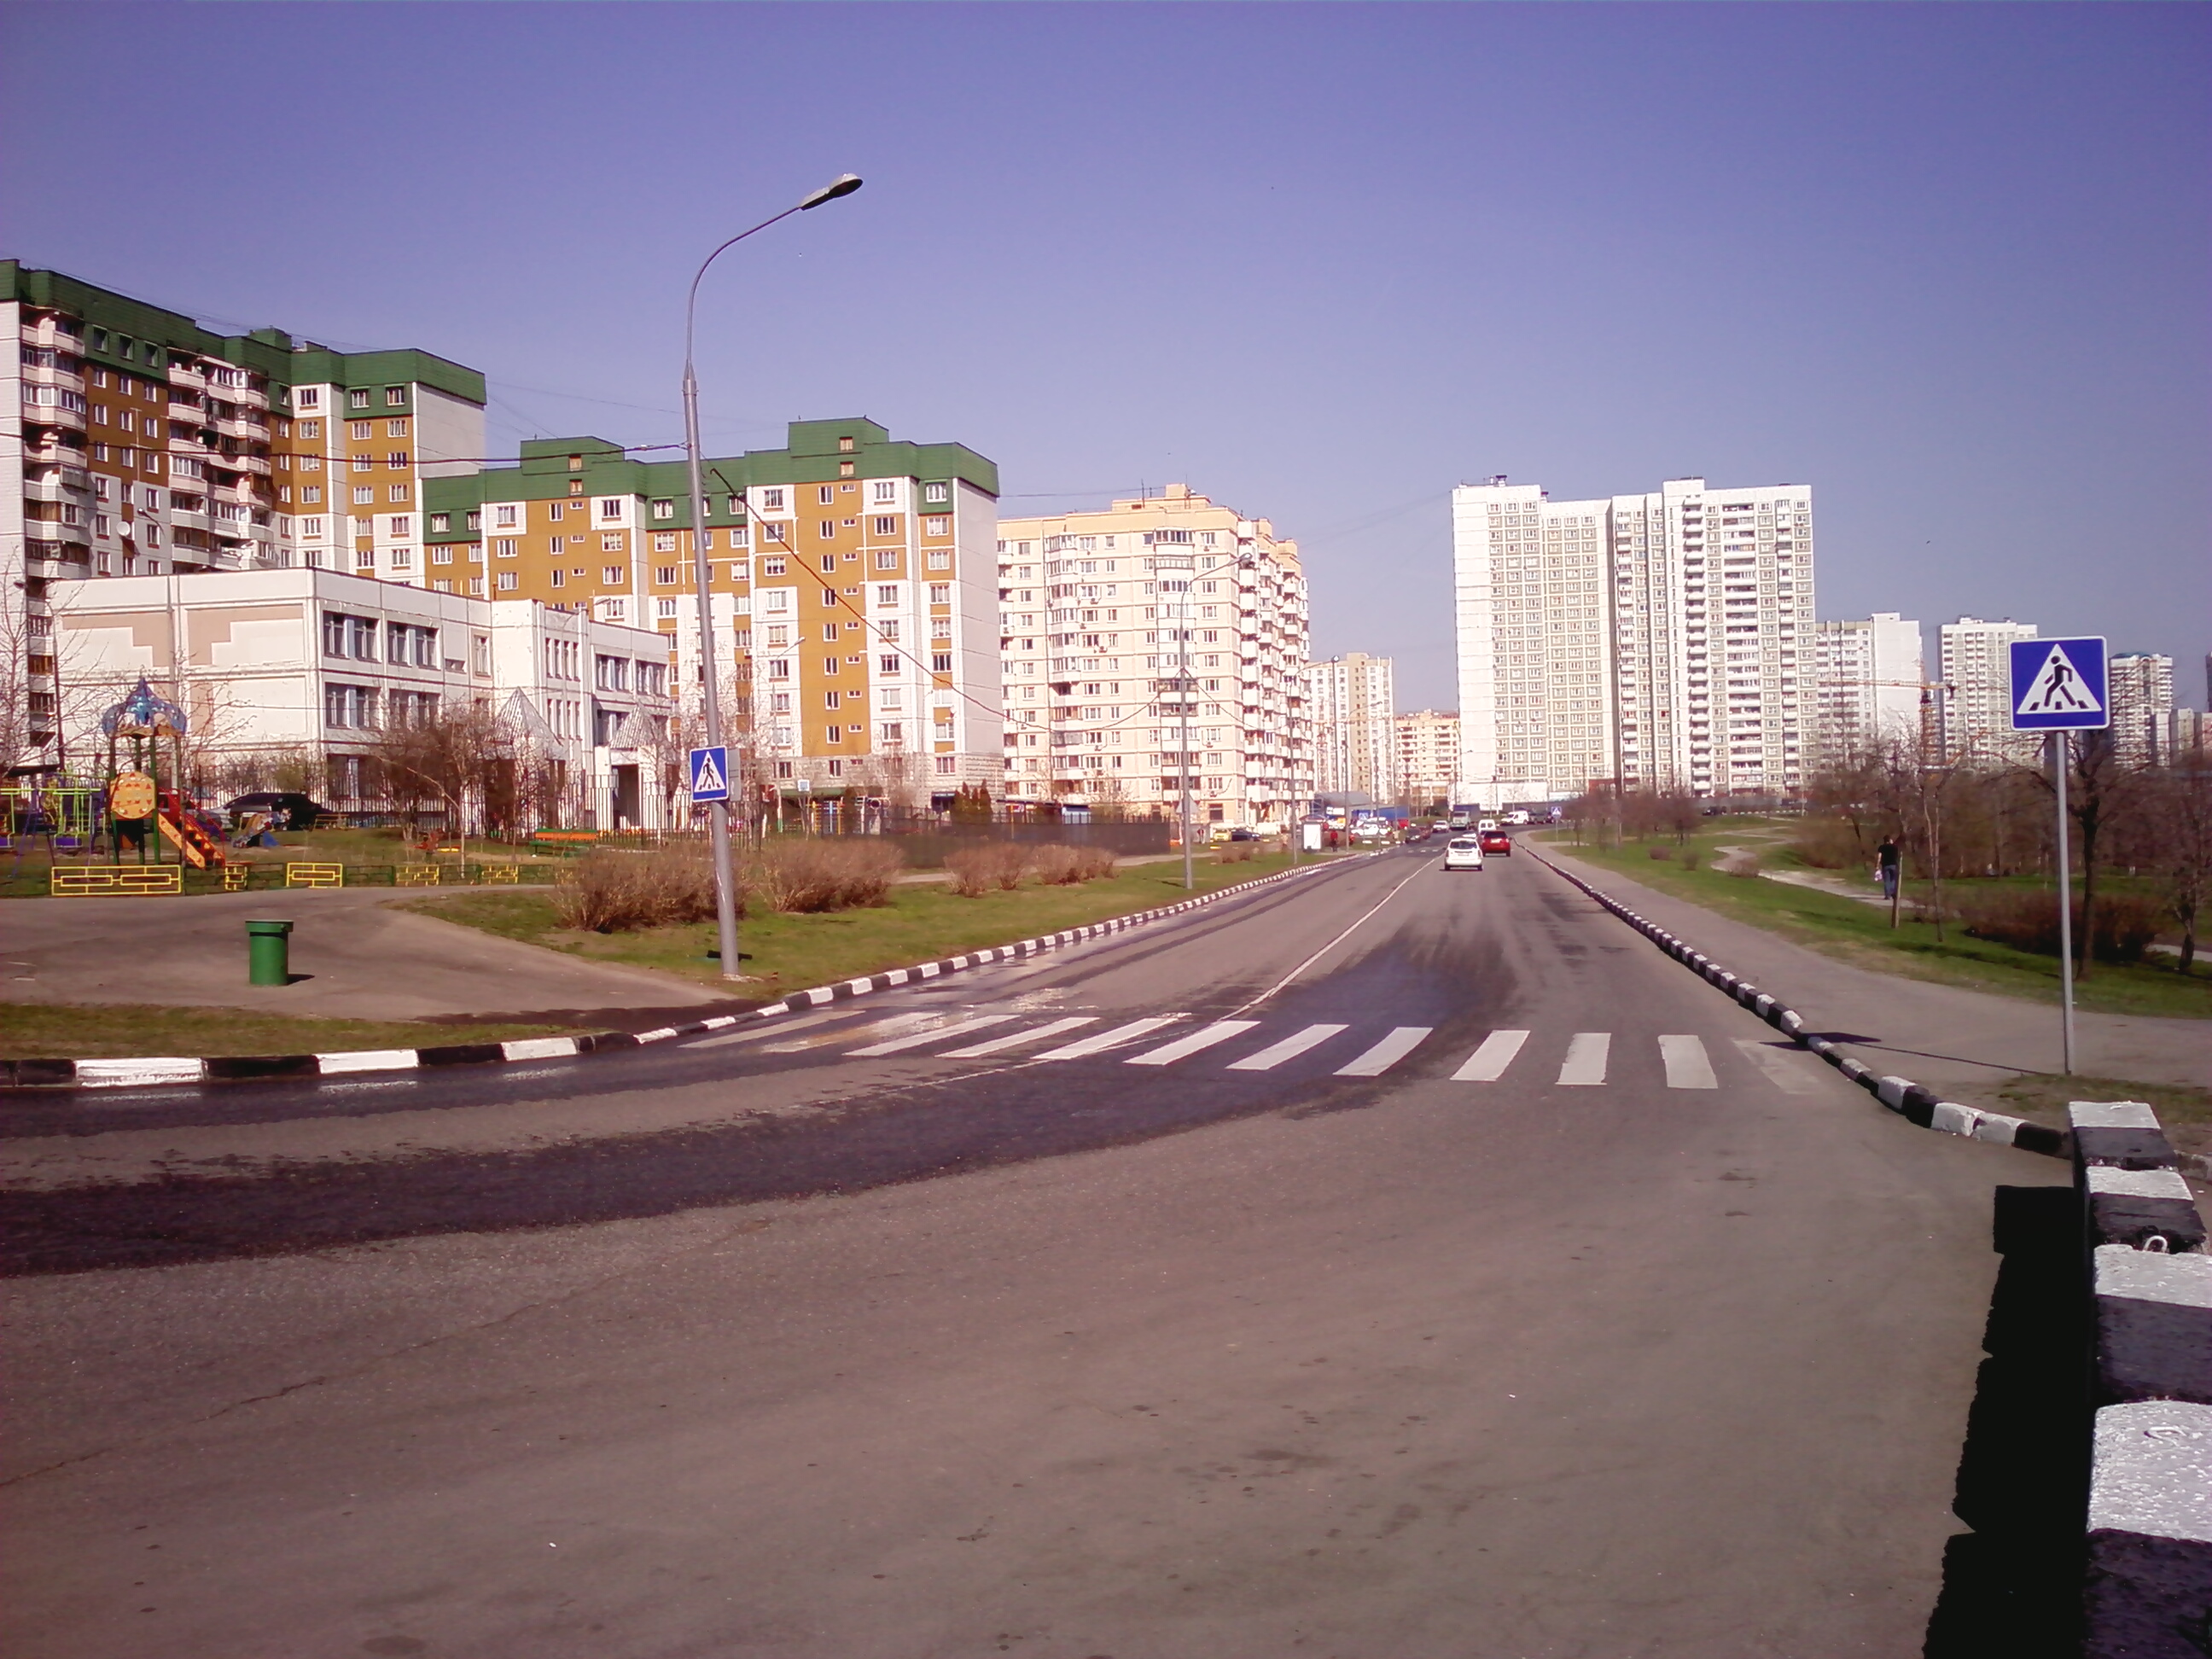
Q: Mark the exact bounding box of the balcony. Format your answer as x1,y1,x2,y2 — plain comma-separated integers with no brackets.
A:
23,468,90,502
19,361,85,396
20,393,85,432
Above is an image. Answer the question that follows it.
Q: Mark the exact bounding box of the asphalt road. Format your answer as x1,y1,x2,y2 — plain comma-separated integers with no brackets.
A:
0,846,2072,1657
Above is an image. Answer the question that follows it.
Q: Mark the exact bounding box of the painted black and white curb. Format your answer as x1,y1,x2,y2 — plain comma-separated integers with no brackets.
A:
2,858,1342,1091
2073,1100,2212,1657
1523,845,2069,1159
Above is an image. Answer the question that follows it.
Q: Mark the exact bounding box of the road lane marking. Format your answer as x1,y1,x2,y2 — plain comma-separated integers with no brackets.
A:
942,1016,1098,1057
1733,1038,1824,1094
1335,1026,1433,1077
684,1010,876,1051
1557,1033,1611,1086
848,1015,1017,1056
1036,1016,1182,1059
1228,862,1434,1016
1452,1029,1530,1082
1127,1020,1261,1067
1660,1034,1718,1089
1226,1022,1348,1072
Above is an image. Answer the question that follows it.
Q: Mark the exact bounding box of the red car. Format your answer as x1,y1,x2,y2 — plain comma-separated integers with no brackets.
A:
1479,829,1511,855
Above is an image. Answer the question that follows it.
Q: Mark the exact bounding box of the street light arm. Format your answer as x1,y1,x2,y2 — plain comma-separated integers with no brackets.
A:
682,175,862,372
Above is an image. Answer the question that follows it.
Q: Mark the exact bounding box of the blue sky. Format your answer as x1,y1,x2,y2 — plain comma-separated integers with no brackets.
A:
4,3,2204,709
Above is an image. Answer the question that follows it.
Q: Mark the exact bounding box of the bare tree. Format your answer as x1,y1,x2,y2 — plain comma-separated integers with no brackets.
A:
2130,751,2212,975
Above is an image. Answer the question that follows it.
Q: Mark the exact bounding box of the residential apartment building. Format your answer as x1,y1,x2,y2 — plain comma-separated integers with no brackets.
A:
993,486,1312,826
1306,652,1394,800
49,569,672,826
3,261,483,760
2108,652,2176,768
1394,709,1460,809
1452,475,1815,806
1812,613,1924,766
1938,617,2040,766
422,419,1004,799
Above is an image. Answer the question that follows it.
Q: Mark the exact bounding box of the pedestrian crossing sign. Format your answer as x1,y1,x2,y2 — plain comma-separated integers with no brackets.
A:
687,744,731,802
2009,637,2108,731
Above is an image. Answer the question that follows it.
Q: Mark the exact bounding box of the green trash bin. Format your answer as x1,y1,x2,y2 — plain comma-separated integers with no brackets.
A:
246,918,294,987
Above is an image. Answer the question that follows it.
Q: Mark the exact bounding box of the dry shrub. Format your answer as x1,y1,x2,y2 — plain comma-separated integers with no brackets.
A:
945,843,1029,897
1678,847,1702,870
555,848,727,933
1029,843,1117,884
1790,818,1870,870
1717,850,1762,878
750,837,904,912
1952,887,2164,964
1214,841,1258,864
1647,845,1673,860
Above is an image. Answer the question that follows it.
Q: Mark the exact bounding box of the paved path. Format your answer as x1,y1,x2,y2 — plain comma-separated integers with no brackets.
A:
0,848,2068,1656
0,888,725,1023
1542,847,2208,1098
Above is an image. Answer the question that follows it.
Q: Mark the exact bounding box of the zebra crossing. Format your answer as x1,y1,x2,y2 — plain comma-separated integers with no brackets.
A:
724,1009,1761,1089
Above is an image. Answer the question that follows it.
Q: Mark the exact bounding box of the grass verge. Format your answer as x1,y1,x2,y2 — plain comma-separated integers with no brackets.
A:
410,850,1334,1000
0,1003,574,1061
1538,826,2210,1022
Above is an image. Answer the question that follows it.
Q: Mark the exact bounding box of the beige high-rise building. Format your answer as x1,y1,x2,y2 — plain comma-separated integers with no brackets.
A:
1394,709,1460,808
1813,613,1924,766
1938,617,2040,766
2108,653,2176,767
994,486,1311,825
1305,652,1394,800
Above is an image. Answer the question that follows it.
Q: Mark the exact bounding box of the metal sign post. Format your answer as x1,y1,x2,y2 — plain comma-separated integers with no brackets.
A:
2009,636,2108,1075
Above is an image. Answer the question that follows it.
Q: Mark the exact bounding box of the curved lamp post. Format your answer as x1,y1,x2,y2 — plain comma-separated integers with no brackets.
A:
682,174,862,978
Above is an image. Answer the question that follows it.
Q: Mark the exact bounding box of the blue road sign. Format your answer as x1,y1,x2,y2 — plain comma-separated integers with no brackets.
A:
2009,636,2109,731
687,745,731,802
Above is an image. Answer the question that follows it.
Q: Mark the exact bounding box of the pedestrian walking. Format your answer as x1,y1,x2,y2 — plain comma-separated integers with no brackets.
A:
1876,836,1901,903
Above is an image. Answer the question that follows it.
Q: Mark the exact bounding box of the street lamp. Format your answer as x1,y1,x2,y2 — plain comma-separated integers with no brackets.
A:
681,173,862,979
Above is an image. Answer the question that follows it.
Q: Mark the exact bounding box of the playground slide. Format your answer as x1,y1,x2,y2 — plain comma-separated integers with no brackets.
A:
155,806,224,869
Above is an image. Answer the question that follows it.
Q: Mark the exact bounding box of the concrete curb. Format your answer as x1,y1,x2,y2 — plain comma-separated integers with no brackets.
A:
1522,845,2069,1161
2071,1101,2212,1656
1,859,1340,1091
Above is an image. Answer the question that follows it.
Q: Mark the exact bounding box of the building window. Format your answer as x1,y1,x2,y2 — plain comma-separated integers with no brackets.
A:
497,571,517,591
349,389,371,410
924,516,950,537
550,568,565,588
388,484,410,503
602,565,624,585
652,533,676,554
387,515,411,538
599,498,622,521
601,533,625,553
932,653,953,673
928,550,952,571
876,585,899,606
923,482,949,504
385,387,405,407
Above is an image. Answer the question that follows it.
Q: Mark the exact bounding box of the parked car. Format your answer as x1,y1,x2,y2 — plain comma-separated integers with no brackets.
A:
1479,829,1511,855
1225,827,1257,841
1503,810,1532,827
1442,835,1486,871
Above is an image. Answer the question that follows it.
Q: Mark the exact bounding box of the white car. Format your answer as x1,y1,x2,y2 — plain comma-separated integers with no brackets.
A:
1443,835,1486,871
1504,810,1532,827
1477,818,1499,833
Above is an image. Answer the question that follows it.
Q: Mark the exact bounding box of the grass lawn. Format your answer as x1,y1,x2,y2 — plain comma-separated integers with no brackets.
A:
410,850,1337,1002
0,1003,574,1061
1538,823,2210,1022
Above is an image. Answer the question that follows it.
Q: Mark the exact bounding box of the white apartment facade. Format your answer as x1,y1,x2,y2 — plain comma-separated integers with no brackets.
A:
1938,617,2040,766
1394,709,1460,808
1812,612,1924,765
1452,475,1815,805
48,569,672,827
994,486,1312,825
1306,652,1395,800
2108,653,2176,768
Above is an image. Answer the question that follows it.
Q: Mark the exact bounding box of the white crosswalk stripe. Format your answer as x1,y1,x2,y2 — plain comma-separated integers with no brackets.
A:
1557,1033,1611,1086
1226,1022,1348,1072
941,1016,1098,1057
1128,1020,1261,1066
1036,1016,1183,1060
1452,1029,1530,1082
1335,1026,1432,1077
847,1014,1017,1056
1659,1034,1717,1089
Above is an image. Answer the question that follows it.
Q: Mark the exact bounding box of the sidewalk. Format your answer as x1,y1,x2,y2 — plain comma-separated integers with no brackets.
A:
1540,849,2207,1101
0,888,727,1024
